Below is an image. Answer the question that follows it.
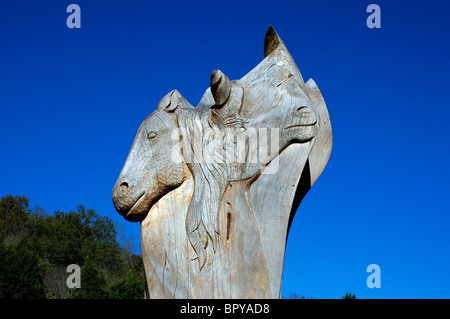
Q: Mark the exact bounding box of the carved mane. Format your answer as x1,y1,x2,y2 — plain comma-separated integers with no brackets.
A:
176,108,228,269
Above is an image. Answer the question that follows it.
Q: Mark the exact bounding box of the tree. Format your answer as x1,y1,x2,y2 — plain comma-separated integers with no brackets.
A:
26,210,88,266
0,241,46,299
69,259,107,299
0,195,30,240
343,292,356,299
282,292,313,299
1,195,145,299
108,272,146,299
44,266,71,299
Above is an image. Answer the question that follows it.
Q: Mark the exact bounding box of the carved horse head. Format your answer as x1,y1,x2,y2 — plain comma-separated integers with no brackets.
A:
112,90,193,222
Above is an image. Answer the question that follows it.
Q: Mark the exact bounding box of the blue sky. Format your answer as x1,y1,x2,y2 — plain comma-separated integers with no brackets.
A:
1,0,449,298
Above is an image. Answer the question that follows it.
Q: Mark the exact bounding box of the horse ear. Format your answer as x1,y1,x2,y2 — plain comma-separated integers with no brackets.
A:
264,25,282,58
158,90,193,112
210,69,231,107
261,25,306,89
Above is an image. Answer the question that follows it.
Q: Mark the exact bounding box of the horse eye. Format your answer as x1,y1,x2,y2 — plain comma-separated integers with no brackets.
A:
147,131,158,140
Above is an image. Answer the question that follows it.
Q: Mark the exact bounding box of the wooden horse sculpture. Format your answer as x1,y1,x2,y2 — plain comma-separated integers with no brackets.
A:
112,26,332,298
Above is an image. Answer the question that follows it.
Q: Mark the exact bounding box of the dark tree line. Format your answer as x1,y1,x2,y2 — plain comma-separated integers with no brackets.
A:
0,195,145,299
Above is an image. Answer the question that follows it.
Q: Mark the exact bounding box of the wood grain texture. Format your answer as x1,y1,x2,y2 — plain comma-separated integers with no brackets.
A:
112,26,332,298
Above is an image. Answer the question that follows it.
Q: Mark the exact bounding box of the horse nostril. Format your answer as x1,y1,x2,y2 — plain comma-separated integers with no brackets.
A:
295,106,312,117
120,182,129,191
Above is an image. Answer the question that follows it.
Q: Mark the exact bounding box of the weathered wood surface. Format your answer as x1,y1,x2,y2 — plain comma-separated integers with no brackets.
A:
112,26,332,299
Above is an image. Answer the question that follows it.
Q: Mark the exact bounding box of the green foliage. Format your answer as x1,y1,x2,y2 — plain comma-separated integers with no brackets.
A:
282,292,314,299
0,195,30,240
0,195,145,299
26,205,121,268
69,259,108,299
343,292,357,299
0,241,46,299
108,272,146,299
